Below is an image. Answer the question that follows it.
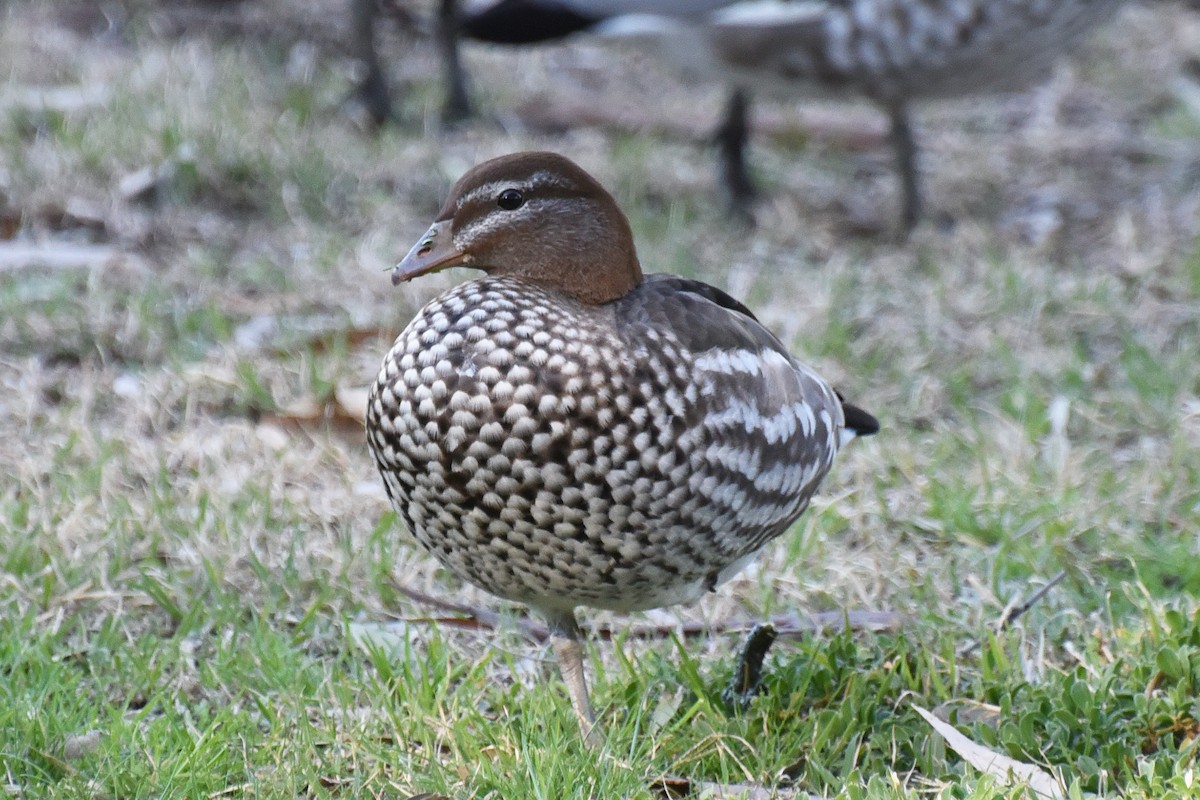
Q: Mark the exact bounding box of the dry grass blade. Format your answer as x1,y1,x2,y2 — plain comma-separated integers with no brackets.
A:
960,571,1067,656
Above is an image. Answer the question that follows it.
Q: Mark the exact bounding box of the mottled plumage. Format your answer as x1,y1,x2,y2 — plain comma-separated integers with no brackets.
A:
674,0,1126,100
367,151,877,744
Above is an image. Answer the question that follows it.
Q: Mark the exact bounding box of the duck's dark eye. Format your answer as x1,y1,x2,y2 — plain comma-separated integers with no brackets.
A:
496,189,525,210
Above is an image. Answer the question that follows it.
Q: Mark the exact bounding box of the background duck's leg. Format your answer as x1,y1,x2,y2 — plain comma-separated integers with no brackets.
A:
887,101,921,232
546,610,603,748
715,86,757,219
438,0,472,125
351,0,393,125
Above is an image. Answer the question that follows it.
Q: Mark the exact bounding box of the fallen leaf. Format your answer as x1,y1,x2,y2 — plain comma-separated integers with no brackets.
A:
912,704,1064,799
932,700,1002,728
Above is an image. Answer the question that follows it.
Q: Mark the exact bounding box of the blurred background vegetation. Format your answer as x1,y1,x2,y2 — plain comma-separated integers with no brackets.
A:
2,0,1200,797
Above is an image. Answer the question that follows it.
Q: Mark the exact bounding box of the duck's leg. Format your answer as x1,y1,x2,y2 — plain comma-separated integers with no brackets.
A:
715,86,757,220
438,0,472,125
887,101,921,233
721,623,778,711
546,610,603,748
351,0,393,125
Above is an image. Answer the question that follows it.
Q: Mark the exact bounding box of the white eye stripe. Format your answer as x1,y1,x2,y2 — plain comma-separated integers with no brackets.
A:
458,172,576,209
460,181,516,208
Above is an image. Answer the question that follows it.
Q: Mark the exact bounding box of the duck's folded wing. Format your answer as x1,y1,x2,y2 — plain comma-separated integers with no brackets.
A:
615,275,848,496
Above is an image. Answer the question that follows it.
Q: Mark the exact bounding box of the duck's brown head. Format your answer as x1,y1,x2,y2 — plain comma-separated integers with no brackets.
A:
393,151,644,305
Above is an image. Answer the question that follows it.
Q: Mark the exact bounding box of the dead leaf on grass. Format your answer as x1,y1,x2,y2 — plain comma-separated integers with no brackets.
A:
931,700,1003,728
912,704,1065,799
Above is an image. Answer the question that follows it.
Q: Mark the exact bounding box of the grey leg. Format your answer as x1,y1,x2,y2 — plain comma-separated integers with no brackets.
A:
888,102,921,233
721,623,778,711
438,0,472,125
351,0,393,125
715,86,757,220
546,610,603,748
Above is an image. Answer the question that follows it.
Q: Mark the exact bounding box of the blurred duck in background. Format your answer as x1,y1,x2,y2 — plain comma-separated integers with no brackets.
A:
354,0,1129,231
351,0,739,125
597,0,1129,231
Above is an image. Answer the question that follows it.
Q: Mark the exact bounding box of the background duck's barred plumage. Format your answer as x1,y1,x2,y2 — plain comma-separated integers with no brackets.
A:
710,0,1127,103
368,273,857,614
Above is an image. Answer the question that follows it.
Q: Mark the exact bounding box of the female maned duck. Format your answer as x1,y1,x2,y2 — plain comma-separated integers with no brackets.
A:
366,151,878,745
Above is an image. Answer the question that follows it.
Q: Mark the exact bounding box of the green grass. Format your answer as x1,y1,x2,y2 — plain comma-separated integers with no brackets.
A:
3,0,1200,797
4,596,1200,797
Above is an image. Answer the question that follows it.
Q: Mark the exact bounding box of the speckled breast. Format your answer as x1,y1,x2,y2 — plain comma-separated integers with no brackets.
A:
367,275,843,614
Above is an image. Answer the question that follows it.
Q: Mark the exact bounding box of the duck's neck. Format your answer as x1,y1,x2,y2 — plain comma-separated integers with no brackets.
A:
489,225,643,305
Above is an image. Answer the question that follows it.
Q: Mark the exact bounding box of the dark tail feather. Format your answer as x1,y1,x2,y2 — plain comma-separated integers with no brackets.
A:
837,393,879,439
461,0,600,43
